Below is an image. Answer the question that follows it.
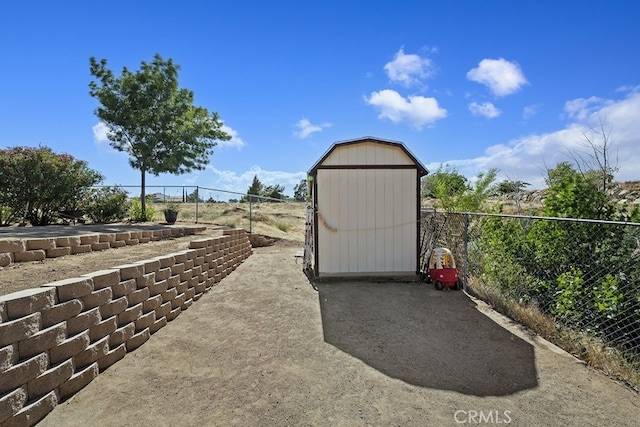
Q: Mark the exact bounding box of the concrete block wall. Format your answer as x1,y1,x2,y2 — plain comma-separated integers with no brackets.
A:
0,226,207,268
0,229,252,426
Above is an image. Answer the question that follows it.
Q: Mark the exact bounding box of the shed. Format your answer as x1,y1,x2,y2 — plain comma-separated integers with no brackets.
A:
306,137,428,279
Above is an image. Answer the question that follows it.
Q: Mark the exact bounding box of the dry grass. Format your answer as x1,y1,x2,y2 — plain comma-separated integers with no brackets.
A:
466,278,640,392
151,201,307,242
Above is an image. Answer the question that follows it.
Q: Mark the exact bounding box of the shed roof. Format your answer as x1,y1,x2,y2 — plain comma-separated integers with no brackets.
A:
308,136,428,177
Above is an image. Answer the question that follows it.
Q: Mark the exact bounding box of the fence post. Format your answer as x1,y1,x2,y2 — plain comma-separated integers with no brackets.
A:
463,213,469,290
195,186,199,224
249,195,253,233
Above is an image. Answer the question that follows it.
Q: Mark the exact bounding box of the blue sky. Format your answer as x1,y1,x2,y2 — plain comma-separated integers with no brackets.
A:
1,1,639,199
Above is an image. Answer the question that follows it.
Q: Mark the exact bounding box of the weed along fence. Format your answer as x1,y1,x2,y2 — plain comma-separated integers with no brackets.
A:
420,209,640,383
0,228,252,426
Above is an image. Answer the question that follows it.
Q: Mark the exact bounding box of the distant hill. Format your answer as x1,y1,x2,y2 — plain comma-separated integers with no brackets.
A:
504,181,640,204
493,181,640,214
422,181,640,214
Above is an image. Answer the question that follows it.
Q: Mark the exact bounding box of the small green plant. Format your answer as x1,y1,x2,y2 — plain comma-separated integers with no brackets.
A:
164,202,180,214
162,201,180,224
129,196,156,222
593,274,624,317
552,268,585,321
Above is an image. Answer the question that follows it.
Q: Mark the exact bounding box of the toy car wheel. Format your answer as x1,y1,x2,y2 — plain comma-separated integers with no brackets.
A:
435,281,443,291
454,280,463,290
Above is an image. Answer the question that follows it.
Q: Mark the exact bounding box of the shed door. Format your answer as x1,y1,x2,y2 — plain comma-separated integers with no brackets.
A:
316,168,417,275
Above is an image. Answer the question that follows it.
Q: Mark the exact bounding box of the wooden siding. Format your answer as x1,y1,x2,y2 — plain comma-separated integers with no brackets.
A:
316,168,417,275
321,141,415,167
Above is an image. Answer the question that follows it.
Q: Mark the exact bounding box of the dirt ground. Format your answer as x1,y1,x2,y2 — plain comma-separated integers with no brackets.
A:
2,226,640,426
0,227,216,296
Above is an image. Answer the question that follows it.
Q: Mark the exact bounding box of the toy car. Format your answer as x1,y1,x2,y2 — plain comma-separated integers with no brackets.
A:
425,247,463,290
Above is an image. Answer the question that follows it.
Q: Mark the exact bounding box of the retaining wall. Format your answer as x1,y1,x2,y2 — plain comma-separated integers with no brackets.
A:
0,228,252,426
0,226,207,268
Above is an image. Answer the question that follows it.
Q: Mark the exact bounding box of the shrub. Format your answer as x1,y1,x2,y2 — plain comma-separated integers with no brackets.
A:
245,211,269,223
0,146,103,226
129,196,156,222
274,219,290,232
84,187,130,223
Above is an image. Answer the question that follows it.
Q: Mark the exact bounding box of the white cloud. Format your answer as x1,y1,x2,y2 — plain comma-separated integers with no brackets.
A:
467,58,528,97
294,118,332,139
468,101,501,118
384,47,436,87
563,96,613,121
92,122,110,143
365,89,447,130
219,124,246,148
616,84,640,94
522,104,539,120
435,91,640,188
422,45,439,54
207,165,307,197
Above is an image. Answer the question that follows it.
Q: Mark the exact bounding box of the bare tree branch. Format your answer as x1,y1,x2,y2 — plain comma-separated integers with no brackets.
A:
565,116,618,193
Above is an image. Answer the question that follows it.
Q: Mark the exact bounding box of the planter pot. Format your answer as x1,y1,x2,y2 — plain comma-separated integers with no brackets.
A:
164,211,178,224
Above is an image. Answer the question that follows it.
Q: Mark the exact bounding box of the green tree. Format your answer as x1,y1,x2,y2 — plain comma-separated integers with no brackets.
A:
457,168,499,212
421,165,467,199
543,161,611,220
185,188,204,203
293,179,308,202
430,167,498,212
89,54,230,216
241,176,287,202
263,184,285,201
0,146,103,225
245,175,263,202
496,179,530,195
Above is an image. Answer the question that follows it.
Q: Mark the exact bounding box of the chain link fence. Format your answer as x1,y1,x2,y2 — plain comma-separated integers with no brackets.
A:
420,209,640,377
91,185,289,232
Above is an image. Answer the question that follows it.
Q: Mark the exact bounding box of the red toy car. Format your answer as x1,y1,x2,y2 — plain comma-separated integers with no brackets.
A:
426,247,463,290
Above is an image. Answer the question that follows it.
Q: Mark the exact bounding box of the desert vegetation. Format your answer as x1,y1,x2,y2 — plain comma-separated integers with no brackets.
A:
149,200,307,241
